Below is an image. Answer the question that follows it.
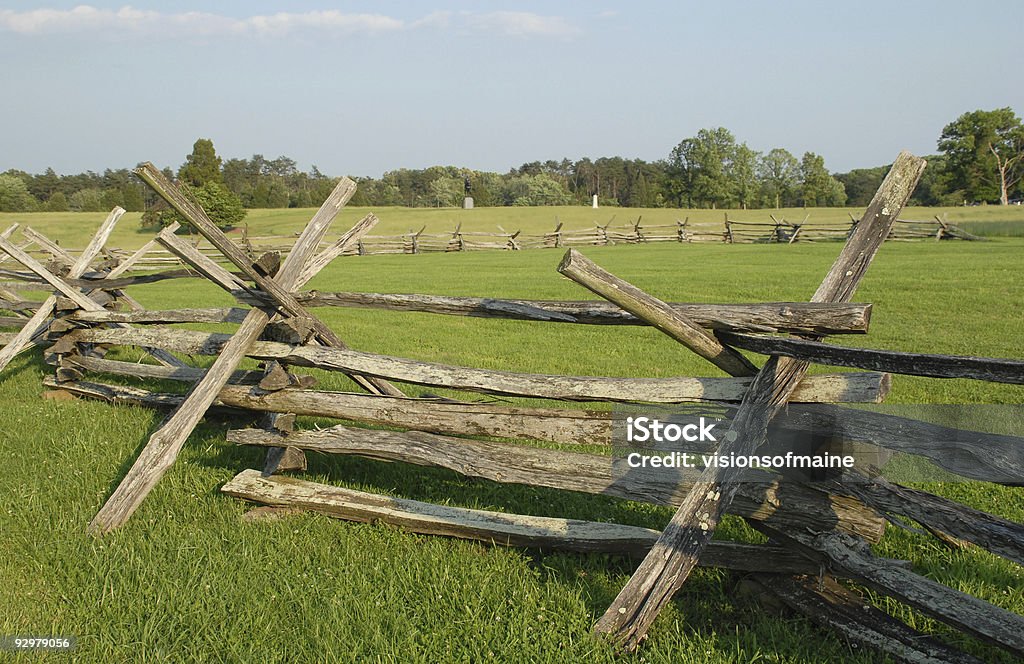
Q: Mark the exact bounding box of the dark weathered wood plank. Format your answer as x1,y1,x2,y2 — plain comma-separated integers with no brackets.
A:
834,474,1024,566
68,325,891,404
762,527,1024,658
755,575,985,664
558,249,758,376
220,469,819,572
717,331,1024,384
594,151,926,648
776,404,1024,484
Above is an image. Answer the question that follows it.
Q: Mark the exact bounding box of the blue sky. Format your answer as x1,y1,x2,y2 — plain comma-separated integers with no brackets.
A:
1,1,1021,177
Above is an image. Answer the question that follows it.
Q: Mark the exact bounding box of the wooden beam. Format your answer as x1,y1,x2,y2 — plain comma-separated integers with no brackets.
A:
221,469,821,573
0,208,124,373
68,307,249,325
88,175,362,534
558,248,757,376
155,228,248,293
138,164,398,398
593,151,926,648
296,213,379,287
46,377,612,446
227,424,884,541
834,474,1024,566
754,575,985,664
762,526,1024,658
68,326,892,404
716,330,1024,384
244,290,874,335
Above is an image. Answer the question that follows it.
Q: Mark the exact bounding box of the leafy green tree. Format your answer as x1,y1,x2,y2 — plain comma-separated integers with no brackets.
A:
178,138,223,187
799,152,847,207
142,181,246,231
731,144,760,209
758,148,800,208
835,166,887,207
44,191,69,212
69,188,105,212
939,108,1024,204
669,128,737,208
502,174,571,206
0,174,38,211
428,176,462,207
29,167,61,201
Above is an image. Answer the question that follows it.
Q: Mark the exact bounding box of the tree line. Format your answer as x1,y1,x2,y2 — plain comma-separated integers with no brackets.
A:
0,108,1020,218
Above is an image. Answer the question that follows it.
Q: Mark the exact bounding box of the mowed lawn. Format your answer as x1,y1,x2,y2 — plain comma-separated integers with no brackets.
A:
1,217,1023,661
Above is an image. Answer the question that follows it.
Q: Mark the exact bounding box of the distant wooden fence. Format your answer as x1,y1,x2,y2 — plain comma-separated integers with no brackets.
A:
2,212,980,273
2,157,1023,661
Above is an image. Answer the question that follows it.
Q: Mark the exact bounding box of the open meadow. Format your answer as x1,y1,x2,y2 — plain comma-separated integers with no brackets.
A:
1,207,1023,662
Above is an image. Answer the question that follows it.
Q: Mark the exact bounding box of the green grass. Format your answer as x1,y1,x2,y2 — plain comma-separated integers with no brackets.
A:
1,229,1023,662
3,203,1024,250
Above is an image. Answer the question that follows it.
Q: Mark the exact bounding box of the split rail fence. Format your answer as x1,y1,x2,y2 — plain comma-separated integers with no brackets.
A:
1,152,1022,662
3,212,980,273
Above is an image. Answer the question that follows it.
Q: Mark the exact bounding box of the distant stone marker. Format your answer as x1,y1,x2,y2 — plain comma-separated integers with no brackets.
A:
592,194,599,209
463,197,474,209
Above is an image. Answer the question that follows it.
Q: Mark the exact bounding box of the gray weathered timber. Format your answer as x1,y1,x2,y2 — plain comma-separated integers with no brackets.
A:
0,238,109,311
594,151,926,648
226,424,885,541
755,575,985,664
139,163,400,398
558,249,758,377
762,527,1024,657
251,290,873,334
221,469,819,572
155,229,248,293
21,226,76,264
53,269,198,290
68,307,249,325
47,377,613,446
61,367,1024,484
104,225,181,279
717,330,1024,384
68,326,891,404
89,173,368,534
0,207,124,373
88,308,275,534
776,404,1024,484
296,213,379,287
64,355,264,385
16,225,188,369
834,474,1024,566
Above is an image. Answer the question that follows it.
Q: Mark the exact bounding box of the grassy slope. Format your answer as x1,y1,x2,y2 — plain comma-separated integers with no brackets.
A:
1,220,1022,662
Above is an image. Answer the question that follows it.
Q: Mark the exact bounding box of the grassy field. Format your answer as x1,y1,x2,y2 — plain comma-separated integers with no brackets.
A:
3,203,1024,250
1,214,1023,661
